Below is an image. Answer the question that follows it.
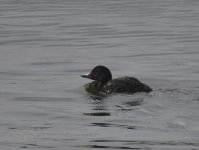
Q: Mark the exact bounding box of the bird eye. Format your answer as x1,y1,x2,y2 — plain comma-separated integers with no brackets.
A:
90,73,96,79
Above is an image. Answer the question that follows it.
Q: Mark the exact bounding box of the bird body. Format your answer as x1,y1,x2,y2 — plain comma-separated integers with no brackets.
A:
81,66,152,95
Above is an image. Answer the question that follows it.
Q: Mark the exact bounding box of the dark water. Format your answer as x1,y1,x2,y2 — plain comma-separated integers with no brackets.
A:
0,0,199,149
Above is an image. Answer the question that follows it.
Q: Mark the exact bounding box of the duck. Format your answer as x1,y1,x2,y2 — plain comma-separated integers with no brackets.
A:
81,65,152,95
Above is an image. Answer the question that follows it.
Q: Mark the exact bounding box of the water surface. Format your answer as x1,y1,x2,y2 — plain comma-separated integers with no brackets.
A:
0,0,199,149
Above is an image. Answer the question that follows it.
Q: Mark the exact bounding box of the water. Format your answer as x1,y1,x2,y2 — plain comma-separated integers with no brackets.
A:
0,0,199,149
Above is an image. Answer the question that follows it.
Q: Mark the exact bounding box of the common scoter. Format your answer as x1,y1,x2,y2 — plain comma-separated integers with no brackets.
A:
81,65,152,95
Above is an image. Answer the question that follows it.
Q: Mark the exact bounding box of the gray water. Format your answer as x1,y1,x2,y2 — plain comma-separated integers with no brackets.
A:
0,0,199,149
